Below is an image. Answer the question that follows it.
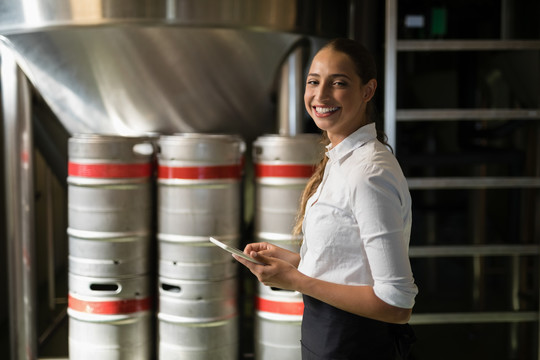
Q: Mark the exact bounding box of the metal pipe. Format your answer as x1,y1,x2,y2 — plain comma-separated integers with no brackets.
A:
277,44,305,136
1,39,38,360
46,169,55,312
347,0,357,40
384,0,398,151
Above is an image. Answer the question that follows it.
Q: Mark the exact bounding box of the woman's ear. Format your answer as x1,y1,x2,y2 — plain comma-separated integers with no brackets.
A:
363,79,377,102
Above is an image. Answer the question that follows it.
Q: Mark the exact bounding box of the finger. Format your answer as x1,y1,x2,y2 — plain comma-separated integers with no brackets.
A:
232,253,261,271
257,249,275,257
250,251,273,265
244,242,268,253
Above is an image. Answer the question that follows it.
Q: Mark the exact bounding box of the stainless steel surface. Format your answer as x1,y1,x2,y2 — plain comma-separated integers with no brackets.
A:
158,315,238,360
156,134,243,358
157,134,244,239
66,134,155,357
384,0,398,150
252,134,323,164
278,42,308,136
255,313,302,360
69,311,152,360
158,133,245,166
158,277,237,321
0,0,341,36
255,283,303,360
67,134,154,238
252,135,319,360
2,40,38,360
158,238,238,280
46,170,55,311
0,0,346,141
68,184,153,234
69,235,151,277
253,134,322,242
1,27,304,140
68,273,151,299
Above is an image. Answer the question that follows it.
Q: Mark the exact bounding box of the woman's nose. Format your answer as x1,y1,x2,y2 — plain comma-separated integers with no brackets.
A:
315,84,331,101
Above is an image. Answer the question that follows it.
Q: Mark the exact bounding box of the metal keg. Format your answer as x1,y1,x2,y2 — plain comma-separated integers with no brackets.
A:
158,314,238,360
68,233,151,277
158,276,237,322
157,133,244,238
157,134,244,360
255,283,304,360
158,235,238,281
67,134,156,358
252,135,320,359
67,134,155,237
68,273,152,360
157,134,244,279
252,134,322,249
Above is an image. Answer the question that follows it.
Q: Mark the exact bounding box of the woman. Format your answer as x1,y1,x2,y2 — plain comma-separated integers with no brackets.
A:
234,38,418,359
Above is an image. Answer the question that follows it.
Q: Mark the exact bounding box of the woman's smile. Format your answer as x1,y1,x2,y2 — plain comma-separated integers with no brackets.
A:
313,106,341,117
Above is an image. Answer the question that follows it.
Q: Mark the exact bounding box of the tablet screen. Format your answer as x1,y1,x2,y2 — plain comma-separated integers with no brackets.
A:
209,237,265,265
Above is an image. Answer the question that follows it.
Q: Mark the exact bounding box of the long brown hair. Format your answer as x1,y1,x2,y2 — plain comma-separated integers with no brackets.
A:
292,38,390,235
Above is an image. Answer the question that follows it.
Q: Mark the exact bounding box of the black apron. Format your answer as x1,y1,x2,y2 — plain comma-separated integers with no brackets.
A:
301,295,415,360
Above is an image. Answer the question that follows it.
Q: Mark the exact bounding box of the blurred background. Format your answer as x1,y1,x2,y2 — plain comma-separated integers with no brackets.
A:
1,0,539,359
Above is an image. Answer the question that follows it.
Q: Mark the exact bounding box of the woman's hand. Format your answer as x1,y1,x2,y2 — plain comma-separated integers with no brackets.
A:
233,242,303,290
243,242,301,267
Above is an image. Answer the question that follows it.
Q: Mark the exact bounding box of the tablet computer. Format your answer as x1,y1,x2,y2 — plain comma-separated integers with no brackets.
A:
209,237,265,265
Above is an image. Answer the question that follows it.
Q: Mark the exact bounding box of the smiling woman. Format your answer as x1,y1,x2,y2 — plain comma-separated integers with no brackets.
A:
234,38,418,360
304,47,376,146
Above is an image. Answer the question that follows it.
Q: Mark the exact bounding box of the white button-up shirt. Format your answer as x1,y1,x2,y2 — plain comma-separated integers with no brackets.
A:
298,123,418,309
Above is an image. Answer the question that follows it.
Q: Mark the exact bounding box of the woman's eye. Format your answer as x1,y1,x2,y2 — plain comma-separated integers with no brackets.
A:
307,80,318,85
334,81,347,87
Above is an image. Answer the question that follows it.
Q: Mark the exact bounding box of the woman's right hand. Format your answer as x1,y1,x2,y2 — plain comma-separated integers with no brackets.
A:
243,242,301,268
234,242,304,291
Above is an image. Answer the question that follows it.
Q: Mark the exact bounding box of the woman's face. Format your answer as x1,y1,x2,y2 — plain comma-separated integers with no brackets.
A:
304,47,376,145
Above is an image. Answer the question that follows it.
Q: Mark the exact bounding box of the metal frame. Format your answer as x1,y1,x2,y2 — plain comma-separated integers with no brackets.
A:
1,39,37,360
397,109,540,121
385,0,540,357
397,40,540,51
384,0,540,150
384,0,398,150
407,177,540,189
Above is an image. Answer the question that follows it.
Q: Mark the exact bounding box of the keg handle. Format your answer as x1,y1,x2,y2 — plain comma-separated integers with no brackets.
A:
89,283,121,294
132,142,155,157
161,283,182,294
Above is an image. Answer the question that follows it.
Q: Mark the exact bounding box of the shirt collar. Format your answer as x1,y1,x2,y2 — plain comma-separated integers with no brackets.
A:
326,122,377,163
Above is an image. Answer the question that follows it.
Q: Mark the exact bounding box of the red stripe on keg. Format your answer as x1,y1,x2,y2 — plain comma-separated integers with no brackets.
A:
255,296,304,316
68,295,151,315
255,164,315,178
68,162,152,178
158,165,242,179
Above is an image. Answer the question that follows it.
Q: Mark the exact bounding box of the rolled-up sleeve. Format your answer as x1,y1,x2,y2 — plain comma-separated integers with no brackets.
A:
350,164,418,309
